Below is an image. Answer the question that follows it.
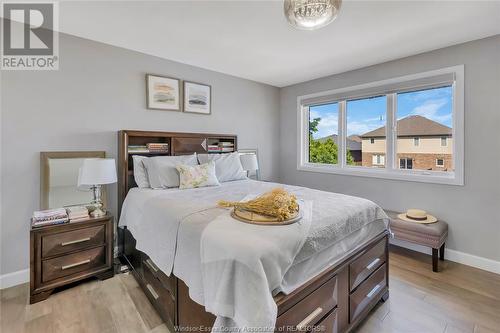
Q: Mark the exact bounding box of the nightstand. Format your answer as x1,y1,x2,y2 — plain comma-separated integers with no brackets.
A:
30,214,114,304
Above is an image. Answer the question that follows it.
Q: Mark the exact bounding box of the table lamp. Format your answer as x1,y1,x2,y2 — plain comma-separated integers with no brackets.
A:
78,158,117,217
240,153,260,180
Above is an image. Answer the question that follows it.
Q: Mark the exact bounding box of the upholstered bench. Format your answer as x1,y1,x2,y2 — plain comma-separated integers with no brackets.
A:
386,210,448,272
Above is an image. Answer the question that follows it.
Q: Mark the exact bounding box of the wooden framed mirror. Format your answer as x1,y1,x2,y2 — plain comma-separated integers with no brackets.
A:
40,151,107,210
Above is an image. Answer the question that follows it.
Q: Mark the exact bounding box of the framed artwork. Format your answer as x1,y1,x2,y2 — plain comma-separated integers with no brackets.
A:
146,74,180,111
183,81,211,115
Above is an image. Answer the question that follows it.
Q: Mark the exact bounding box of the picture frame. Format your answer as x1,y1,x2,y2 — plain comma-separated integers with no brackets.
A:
183,81,211,115
146,74,181,111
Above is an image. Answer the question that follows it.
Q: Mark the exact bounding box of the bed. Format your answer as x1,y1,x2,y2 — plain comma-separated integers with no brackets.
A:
117,130,390,333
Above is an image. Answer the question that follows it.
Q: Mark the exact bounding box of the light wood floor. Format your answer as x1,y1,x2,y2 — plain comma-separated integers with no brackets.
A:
2,246,500,333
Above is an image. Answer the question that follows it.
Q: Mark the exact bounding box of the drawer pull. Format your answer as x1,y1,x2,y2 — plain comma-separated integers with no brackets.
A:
145,259,159,272
366,284,381,298
296,307,323,331
61,237,91,246
61,259,90,270
366,258,381,270
146,284,159,300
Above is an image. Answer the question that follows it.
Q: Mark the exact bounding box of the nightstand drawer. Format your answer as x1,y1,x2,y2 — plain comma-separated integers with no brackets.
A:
42,224,105,258
42,246,106,283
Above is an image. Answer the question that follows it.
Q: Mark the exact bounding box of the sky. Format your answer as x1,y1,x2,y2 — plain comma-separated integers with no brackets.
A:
310,86,453,139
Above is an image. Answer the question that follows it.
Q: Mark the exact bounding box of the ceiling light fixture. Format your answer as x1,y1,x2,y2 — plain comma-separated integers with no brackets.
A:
284,0,342,30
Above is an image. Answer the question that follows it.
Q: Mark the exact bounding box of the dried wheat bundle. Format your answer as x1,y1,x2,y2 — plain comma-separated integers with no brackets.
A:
218,188,299,221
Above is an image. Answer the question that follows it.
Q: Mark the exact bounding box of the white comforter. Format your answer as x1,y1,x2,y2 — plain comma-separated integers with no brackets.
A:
119,179,388,331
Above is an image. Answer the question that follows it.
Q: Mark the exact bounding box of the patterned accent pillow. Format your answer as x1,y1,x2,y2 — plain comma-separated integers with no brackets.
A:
176,161,220,189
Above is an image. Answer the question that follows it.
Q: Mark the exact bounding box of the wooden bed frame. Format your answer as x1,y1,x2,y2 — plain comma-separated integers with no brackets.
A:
118,130,389,333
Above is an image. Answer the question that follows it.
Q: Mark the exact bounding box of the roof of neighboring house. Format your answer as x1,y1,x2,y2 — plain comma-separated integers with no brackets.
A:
361,115,452,138
348,135,362,143
317,134,362,151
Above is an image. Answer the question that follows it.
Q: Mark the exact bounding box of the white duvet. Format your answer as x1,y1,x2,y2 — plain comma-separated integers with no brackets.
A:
119,179,388,331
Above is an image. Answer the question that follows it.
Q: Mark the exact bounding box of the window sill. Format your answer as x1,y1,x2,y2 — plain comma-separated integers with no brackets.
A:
297,163,464,186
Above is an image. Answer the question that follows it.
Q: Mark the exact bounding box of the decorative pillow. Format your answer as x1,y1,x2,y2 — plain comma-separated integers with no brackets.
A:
143,154,198,188
176,161,220,189
197,152,247,183
132,155,150,188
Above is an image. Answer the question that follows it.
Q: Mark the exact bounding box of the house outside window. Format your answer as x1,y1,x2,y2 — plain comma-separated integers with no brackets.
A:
298,65,464,185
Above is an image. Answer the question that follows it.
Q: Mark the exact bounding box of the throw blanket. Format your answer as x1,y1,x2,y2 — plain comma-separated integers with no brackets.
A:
201,197,312,332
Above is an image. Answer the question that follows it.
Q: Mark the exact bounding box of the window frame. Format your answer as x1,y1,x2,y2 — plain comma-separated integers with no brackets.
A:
436,158,444,167
413,137,420,147
297,65,464,186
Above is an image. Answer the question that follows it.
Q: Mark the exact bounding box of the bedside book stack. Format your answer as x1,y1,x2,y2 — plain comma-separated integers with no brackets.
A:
32,208,69,228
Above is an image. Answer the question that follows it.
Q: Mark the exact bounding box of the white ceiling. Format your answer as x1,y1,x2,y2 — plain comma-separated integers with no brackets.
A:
56,1,500,87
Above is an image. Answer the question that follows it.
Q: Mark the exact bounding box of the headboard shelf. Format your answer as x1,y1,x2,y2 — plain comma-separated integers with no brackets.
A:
118,130,237,214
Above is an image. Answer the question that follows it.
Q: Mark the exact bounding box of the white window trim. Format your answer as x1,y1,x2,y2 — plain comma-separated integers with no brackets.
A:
436,158,445,167
297,65,464,186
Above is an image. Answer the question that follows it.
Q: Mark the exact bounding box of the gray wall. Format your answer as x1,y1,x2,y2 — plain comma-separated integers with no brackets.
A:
279,35,500,262
0,33,280,275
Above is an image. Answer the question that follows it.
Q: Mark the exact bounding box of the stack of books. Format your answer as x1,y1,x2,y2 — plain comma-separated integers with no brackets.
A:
128,145,149,153
220,142,235,152
146,143,169,153
32,208,69,228
208,144,221,152
66,206,89,221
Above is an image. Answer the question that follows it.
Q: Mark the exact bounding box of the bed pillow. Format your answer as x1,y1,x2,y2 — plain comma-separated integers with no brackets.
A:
176,161,220,189
143,154,198,188
197,152,247,183
132,155,150,188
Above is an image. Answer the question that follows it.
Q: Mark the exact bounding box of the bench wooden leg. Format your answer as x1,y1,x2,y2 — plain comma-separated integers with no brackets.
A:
432,248,439,272
439,243,445,261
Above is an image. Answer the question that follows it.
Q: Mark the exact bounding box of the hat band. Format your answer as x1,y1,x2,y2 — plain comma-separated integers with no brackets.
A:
406,214,427,221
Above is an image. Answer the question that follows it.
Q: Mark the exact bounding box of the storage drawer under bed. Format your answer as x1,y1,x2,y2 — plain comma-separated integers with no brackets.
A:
143,259,176,329
349,263,387,323
349,236,386,291
276,275,338,332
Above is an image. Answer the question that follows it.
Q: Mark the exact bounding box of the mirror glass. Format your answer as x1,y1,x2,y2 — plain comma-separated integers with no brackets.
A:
48,158,91,208
40,151,106,210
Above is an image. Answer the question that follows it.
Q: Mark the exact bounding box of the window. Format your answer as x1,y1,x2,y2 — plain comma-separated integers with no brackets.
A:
308,102,339,165
400,158,413,169
397,86,453,172
346,95,386,168
298,65,464,185
373,154,385,166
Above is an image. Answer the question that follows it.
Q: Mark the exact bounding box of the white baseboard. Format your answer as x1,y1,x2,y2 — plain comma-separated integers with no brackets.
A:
390,238,500,275
0,268,29,289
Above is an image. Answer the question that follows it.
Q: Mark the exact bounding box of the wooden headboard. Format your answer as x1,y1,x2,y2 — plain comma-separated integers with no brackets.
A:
117,130,237,214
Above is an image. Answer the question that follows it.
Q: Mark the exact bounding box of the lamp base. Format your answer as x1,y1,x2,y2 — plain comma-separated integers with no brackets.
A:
91,207,106,217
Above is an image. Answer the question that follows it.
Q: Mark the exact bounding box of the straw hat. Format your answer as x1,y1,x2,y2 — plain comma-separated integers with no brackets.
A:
397,209,438,224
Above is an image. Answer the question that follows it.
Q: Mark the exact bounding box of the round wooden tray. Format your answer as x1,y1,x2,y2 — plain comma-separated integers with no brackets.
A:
230,208,302,226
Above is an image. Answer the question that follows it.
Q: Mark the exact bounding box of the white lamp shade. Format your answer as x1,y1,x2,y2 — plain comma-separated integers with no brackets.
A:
79,158,117,185
240,154,259,172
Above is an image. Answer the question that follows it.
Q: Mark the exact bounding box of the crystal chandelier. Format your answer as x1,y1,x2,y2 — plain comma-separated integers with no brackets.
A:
284,0,342,30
